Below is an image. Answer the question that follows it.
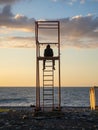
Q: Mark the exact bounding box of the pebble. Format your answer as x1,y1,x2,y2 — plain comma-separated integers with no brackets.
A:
0,107,98,130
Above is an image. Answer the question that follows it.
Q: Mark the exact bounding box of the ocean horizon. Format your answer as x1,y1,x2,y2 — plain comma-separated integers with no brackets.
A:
0,87,90,107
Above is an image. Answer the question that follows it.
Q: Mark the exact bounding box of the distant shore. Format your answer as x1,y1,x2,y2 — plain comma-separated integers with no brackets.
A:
0,106,98,130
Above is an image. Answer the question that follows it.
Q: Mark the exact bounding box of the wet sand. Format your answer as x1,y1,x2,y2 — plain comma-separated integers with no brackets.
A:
0,106,98,130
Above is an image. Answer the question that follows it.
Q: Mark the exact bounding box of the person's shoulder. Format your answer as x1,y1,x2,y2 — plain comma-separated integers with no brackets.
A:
50,48,53,51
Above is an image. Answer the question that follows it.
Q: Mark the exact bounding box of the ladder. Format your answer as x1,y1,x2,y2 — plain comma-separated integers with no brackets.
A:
43,60,54,111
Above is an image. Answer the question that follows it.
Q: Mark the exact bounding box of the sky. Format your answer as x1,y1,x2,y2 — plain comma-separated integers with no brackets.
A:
0,0,98,87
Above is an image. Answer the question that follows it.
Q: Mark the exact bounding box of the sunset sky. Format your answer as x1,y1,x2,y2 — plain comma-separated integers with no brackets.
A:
0,0,98,87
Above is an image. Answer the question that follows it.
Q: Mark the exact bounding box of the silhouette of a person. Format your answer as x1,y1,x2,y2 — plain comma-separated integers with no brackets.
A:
43,44,55,70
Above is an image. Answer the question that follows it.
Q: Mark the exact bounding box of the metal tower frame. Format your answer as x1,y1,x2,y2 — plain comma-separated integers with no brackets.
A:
35,21,61,111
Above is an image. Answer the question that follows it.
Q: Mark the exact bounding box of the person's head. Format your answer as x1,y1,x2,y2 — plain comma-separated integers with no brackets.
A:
46,44,50,49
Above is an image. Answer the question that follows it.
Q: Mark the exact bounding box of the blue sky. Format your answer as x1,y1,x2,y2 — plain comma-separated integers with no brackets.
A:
0,0,98,86
12,0,98,19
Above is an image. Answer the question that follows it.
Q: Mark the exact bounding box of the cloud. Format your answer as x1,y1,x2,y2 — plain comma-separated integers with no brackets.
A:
80,0,85,4
0,5,13,18
6,36,35,48
0,0,33,5
52,0,98,4
1,0,95,5
0,5,35,48
0,0,22,4
0,36,35,48
52,0,86,4
34,15,98,48
60,15,98,48
0,5,98,48
0,5,35,31
38,15,98,49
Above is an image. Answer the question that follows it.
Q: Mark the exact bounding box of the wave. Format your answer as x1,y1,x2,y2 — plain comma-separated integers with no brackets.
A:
0,87,90,107
0,98,28,103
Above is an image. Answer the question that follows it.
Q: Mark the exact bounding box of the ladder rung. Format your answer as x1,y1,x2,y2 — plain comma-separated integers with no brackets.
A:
44,70,53,72
43,87,53,89
45,66,53,67
44,80,53,82
44,77,53,79
43,84,53,86
43,93,53,95
43,98,53,100
43,89,53,91
44,80,53,81
43,86,53,88
44,75,53,76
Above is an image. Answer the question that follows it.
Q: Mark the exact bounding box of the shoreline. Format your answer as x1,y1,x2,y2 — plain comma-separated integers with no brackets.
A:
0,106,98,130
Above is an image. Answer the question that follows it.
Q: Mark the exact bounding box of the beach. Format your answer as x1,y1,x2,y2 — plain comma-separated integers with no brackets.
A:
0,106,98,130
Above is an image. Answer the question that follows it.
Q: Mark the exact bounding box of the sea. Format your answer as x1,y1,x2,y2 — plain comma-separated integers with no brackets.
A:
0,87,90,107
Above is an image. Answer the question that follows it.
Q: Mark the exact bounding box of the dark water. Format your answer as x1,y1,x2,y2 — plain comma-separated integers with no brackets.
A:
0,87,90,107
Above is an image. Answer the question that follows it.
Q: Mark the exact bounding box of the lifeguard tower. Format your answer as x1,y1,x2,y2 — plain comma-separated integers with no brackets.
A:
35,21,61,111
